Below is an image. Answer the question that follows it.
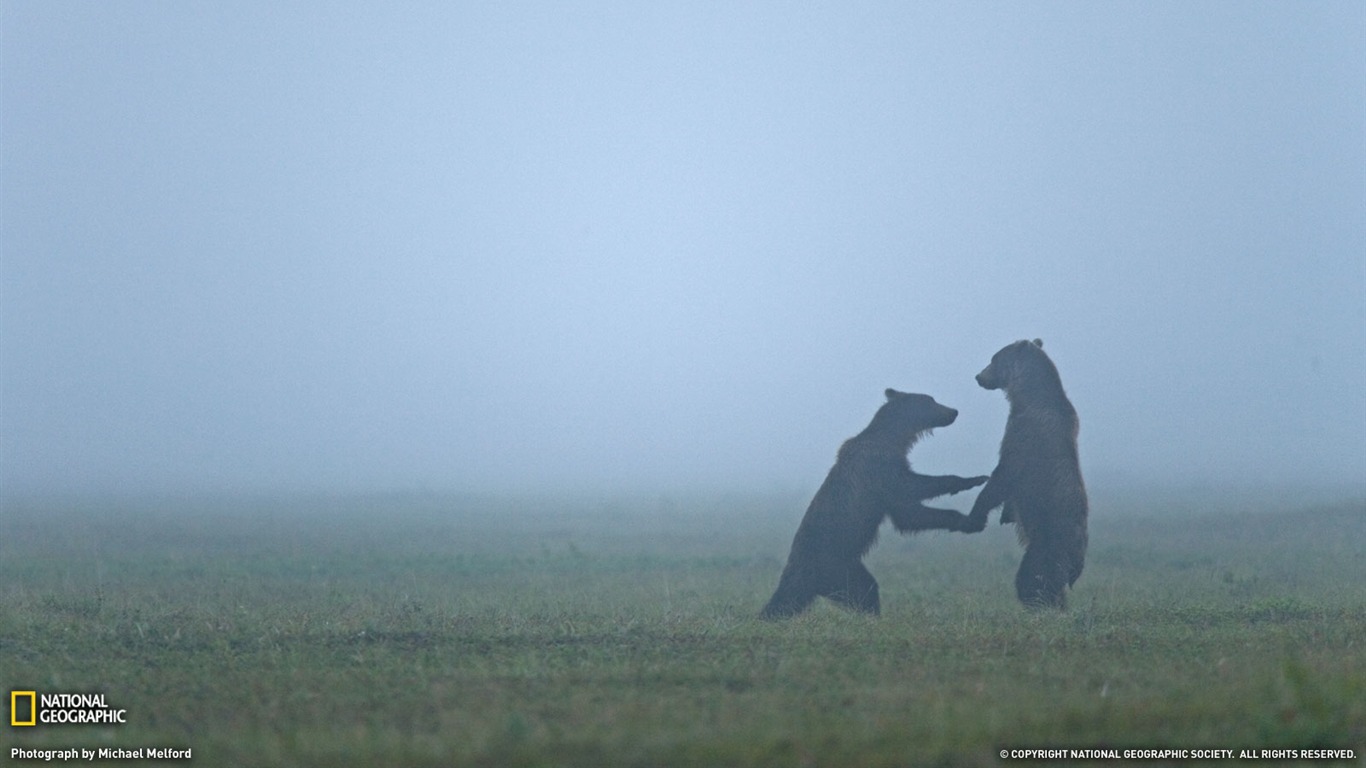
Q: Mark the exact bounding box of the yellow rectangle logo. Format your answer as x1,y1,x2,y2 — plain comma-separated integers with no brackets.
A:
11,691,36,726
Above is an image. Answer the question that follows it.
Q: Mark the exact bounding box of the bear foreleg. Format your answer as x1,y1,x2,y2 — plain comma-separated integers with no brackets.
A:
889,502,976,534
910,473,990,499
965,472,1011,532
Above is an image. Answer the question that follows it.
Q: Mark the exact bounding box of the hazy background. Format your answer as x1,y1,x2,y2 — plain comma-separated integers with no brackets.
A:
3,2,1363,499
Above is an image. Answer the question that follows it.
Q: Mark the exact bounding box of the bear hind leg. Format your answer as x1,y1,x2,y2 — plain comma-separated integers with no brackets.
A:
821,560,880,616
1015,544,1068,610
760,567,820,620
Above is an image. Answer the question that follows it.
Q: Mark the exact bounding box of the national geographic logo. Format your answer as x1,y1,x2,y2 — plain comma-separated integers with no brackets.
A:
10,691,127,726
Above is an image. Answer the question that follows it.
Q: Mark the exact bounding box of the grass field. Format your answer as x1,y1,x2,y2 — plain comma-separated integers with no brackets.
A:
2,489,1363,767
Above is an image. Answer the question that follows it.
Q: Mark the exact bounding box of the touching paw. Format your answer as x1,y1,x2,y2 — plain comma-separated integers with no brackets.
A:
951,475,990,494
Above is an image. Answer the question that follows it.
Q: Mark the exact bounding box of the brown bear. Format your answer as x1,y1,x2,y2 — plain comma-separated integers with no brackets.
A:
761,389,989,619
965,339,1088,609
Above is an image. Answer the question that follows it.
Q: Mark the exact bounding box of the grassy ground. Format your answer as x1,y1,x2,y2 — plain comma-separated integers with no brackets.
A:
1,490,1363,767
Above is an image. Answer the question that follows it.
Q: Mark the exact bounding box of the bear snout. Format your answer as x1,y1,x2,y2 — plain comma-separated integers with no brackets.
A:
975,369,998,389
931,406,958,427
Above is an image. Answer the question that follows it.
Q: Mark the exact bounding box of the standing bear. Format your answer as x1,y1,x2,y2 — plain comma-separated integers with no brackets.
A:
965,339,1088,609
761,389,988,619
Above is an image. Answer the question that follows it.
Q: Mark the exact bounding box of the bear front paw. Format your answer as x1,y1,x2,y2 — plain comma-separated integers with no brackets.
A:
946,476,991,495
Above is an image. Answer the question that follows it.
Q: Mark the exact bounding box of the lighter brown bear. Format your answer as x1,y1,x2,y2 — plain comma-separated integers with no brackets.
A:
965,339,1088,609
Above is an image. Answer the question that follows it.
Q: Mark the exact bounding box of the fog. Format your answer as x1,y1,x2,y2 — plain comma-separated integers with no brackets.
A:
2,3,1363,498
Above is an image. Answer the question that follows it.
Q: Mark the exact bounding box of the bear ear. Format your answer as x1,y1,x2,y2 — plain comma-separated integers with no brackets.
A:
885,388,903,401
1032,338,1044,348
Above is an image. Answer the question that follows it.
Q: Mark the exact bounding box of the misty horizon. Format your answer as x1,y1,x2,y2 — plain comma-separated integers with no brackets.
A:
3,3,1363,499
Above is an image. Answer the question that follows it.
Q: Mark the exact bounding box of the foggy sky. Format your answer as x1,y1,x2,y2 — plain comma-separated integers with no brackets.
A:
3,3,1363,497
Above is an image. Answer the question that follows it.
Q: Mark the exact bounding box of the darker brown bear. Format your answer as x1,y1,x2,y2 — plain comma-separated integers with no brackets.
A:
761,389,988,619
965,339,1088,609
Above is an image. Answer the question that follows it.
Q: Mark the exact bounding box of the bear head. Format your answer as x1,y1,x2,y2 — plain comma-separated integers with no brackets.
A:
873,389,960,435
975,338,1046,391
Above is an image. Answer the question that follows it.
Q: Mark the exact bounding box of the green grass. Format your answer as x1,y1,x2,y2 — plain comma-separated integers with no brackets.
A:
2,491,1363,766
